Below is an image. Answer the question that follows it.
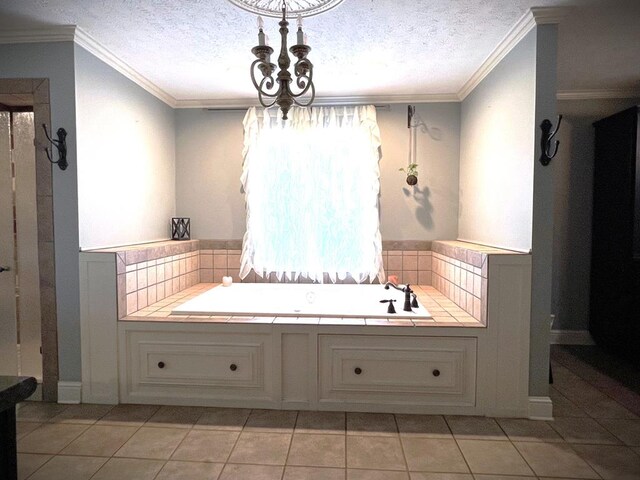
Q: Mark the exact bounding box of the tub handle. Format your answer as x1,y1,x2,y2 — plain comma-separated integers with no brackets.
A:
158,361,165,369
354,367,362,375
230,363,238,372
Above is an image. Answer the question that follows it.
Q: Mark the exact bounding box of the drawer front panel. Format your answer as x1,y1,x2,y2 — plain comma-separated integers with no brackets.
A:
122,329,273,403
319,335,476,406
140,342,261,387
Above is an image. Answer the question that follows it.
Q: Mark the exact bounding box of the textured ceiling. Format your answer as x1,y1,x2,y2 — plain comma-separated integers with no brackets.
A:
0,0,638,103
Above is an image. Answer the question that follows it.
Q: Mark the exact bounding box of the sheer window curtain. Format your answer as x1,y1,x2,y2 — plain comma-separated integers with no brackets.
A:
240,105,385,284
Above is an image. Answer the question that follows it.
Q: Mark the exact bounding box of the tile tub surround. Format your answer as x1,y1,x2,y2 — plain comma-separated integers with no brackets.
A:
121,283,484,328
431,240,527,325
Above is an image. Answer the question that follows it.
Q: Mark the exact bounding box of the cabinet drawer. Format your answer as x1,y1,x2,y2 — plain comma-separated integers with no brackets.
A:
319,335,476,406
121,328,273,404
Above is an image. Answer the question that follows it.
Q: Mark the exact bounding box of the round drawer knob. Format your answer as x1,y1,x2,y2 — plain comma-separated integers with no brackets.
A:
158,361,165,369
354,367,362,375
230,364,238,371
432,369,440,377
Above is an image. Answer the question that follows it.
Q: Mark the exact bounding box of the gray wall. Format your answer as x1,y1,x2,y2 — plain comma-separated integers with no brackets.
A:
175,103,461,241
552,97,640,331
0,42,80,381
75,45,176,249
458,30,536,252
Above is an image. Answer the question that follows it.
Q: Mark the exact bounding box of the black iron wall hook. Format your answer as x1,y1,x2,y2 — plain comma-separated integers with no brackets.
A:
42,124,68,170
539,115,562,166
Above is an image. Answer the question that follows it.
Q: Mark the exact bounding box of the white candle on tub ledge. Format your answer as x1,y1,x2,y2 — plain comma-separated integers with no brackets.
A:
222,276,233,287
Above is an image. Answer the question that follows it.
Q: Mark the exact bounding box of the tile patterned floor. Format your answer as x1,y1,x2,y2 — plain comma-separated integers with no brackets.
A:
14,348,640,480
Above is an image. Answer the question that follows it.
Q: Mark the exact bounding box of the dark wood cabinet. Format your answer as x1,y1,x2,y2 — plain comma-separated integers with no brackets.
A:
590,106,640,363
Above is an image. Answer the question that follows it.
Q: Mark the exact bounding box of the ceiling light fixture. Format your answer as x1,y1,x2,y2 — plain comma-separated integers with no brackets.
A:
228,0,344,120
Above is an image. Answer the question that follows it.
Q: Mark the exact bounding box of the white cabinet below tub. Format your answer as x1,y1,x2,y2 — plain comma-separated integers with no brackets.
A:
120,327,274,407
318,335,476,408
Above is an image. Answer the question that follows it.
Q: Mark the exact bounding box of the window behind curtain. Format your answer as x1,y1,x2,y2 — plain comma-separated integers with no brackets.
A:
240,105,385,283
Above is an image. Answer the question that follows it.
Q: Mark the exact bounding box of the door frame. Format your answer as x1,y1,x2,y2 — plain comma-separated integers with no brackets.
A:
0,78,58,401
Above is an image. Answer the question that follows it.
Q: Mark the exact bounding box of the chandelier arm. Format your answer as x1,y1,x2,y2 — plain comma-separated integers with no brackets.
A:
250,59,280,97
290,64,314,98
291,82,315,107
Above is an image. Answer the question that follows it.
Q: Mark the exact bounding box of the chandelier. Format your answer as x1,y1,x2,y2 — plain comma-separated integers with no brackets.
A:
228,0,344,120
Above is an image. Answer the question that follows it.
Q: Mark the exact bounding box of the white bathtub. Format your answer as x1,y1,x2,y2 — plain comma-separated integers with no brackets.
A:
171,283,432,319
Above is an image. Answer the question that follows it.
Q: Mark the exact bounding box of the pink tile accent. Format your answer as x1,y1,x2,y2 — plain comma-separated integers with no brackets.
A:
125,271,137,293
137,269,148,289
148,285,157,304
213,254,227,268
388,255,402,270
402,255,418,271
148,266,157,286
126,293,137,315
137,289,148,309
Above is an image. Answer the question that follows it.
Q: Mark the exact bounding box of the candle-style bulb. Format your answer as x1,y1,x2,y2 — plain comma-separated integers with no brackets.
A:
257,16,264,29
297,15,303,29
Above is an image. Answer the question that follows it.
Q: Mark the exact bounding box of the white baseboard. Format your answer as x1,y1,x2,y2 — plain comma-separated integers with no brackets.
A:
550,329,595,345
529,396,553,420
58,381,82,404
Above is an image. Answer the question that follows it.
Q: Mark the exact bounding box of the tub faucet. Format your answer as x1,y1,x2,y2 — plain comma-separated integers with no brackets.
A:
384,282,418,312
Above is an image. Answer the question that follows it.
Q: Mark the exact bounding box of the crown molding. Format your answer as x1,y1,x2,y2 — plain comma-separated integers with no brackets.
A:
457,7,567,101
73,26,176,106
0,25,76,43
0,25,177,107
176,93,460,109
557,89,640,100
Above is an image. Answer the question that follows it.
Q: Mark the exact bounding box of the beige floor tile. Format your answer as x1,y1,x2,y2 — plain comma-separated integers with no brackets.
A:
27,455,107,480
349,469,409,479
16,421,43,440
287,433,346,467
97,404,160,426
91,457,164,480
17,453,52,480
219,463,284,479
597,418,640,446
195,407,251,431
396,415,452,438
549,389,589,418
473,476,536,480
347,412,398,436
244,409,298,432
48,404,114,424
228,432,292,465
155,460,224,480
496,419,563,443
17,423,89,454
171,429,239,463
549,417,620,444
61,425,138,457
409,474,473,480
573,444,640,480
582,398,638,420
17,402,68,422
402,437,469,473
295,411,345,435
145,405,204,428
513,441,599,478
284,466,346,479
456,440,533,476
114,426,187,459
346,436,406,470
445,416,507,440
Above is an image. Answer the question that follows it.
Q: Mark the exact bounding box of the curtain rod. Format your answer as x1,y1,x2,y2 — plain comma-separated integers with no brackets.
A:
205,104,391,112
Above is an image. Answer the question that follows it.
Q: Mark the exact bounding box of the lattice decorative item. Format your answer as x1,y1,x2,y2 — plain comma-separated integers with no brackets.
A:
171,217,191,240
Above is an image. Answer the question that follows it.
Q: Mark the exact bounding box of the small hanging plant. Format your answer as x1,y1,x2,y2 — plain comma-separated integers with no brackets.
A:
400,163,418,186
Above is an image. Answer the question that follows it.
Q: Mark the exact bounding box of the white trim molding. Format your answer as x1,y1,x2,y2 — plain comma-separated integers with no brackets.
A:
550,329,596,345
0,25,76,43
557,89,640,100
458,7,567,100
529,396,553,420
73,27,176,106
58,381,82,404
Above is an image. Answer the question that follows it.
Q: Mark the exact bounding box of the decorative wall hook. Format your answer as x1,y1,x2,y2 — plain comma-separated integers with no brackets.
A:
42,124,68,170
539,115,562,166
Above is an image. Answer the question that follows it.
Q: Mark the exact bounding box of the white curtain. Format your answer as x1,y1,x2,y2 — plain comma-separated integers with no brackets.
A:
240,105,385,283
